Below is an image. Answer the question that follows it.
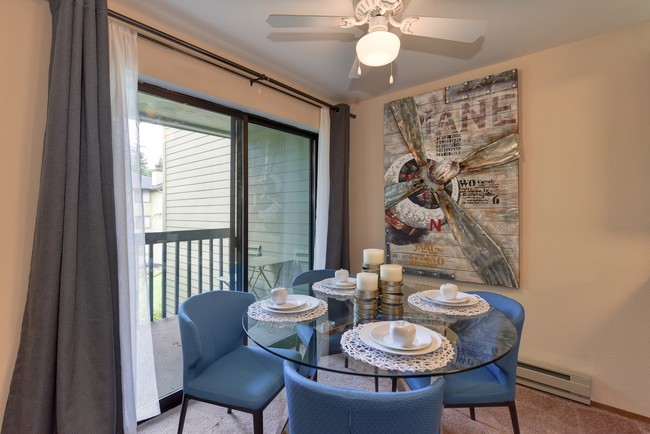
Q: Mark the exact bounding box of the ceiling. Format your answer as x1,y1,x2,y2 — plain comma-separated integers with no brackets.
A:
111,0,650,104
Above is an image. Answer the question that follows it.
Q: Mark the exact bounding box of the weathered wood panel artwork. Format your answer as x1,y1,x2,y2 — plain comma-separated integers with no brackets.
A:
384,69,520,288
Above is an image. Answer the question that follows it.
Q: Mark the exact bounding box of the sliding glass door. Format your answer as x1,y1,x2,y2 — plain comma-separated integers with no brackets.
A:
138,88,240,403
246,122,314,299
136,84,316,405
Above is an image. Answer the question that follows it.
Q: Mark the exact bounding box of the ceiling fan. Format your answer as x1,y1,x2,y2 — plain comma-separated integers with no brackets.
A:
267,0,487,80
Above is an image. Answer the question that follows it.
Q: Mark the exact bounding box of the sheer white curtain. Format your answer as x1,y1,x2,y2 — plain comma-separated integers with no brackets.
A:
109,22,160,432
314,107,331,269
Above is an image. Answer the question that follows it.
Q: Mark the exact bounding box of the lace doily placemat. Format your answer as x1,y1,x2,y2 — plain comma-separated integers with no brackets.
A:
312,281,355,299
247,299,328,323
340,325,455,373
408,293,490,316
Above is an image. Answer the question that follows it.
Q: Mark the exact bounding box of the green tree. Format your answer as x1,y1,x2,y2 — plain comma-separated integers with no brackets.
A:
140,151,152,176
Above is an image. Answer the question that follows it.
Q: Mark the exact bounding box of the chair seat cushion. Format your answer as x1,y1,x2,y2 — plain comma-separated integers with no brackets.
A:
185,346,298,410
443,365,514,405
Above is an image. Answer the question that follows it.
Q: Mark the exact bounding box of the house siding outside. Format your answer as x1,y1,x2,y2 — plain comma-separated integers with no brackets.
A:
157,123,311,307
248,126,311,278
162,126,231,308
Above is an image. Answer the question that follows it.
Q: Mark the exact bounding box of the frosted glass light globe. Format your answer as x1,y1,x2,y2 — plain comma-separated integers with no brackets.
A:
356,31,400,67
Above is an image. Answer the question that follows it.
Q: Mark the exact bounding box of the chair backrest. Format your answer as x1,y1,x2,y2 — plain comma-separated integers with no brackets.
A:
470,291,525,394
178,291,255,383
293,248,310,262
284,361,445,434
291,269,336,286
249,245,262,257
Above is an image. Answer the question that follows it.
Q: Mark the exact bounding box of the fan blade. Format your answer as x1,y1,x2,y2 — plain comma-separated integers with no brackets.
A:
389,97,428,167
434,188,518,288
400,17,487,43
385,179,425,209
460,134,519,172
349,58,371,79
267,15,348,28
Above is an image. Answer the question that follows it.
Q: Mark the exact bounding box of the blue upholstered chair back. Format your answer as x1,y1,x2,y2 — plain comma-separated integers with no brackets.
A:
291,268,349,325
178,291,254,385
470,291,525,396
284,361,445,434
291,269,336,286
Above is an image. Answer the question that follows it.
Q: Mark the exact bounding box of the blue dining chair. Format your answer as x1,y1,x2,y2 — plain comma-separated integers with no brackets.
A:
177,290,300,434
291,269,389,391
291,268,352,328
405,291,525,434
291,269,357,373
291,269,336,375
291,268,337,286
284,361,445,434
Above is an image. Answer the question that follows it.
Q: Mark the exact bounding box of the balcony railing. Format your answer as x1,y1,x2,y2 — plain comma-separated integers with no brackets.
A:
145,228,230,321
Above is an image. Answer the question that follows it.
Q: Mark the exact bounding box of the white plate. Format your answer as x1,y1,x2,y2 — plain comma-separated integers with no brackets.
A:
321,277,357,289
261,295,319,314
369,323,432,350
419,290,479,307
262,296,306,311
359,322,442,355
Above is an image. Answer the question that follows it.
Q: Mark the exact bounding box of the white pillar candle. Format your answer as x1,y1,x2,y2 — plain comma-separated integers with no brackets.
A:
363,248,384,265
380,264,403,282
356,272,379,290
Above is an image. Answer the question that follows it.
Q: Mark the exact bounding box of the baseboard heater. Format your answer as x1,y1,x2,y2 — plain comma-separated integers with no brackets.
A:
516,359,591,404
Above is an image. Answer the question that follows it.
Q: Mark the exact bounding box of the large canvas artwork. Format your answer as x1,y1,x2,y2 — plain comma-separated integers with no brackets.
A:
384,69,520,288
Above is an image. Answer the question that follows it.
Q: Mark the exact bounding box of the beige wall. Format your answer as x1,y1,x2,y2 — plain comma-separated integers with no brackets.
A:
0,0,50,423
3,0,649,422
350,21,650,416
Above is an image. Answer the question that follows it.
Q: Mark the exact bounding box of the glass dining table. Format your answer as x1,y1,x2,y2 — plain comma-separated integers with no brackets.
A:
243,281,518,387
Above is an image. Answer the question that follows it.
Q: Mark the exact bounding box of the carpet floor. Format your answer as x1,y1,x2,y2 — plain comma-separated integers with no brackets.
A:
138,372,650,434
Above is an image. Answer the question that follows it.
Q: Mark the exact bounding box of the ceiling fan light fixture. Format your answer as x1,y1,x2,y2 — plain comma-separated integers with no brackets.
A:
356,30,400,67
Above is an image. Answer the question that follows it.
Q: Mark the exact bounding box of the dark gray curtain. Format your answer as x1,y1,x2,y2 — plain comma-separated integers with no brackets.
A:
325,104,351,270
2,0,123,432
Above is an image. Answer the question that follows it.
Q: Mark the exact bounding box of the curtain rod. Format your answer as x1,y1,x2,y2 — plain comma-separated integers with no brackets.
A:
107,9,355,118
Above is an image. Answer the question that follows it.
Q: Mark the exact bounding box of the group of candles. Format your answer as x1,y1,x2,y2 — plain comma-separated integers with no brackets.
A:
357,248,403,288
353,248,405,320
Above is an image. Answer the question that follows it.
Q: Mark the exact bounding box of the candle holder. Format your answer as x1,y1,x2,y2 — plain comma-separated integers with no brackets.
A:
354,285,379,323
378,279,404,320
361,262,381,276
379,280,403,293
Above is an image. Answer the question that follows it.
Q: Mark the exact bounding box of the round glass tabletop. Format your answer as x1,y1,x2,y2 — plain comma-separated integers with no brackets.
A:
243,282,517,379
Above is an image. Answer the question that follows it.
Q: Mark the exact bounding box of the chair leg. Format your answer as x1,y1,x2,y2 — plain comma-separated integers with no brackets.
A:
374,377,379,392
253,410,264,434
469,406,476,420
177,395,190,434
391,378,398,392
227,408,232,414
508,401,521,434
